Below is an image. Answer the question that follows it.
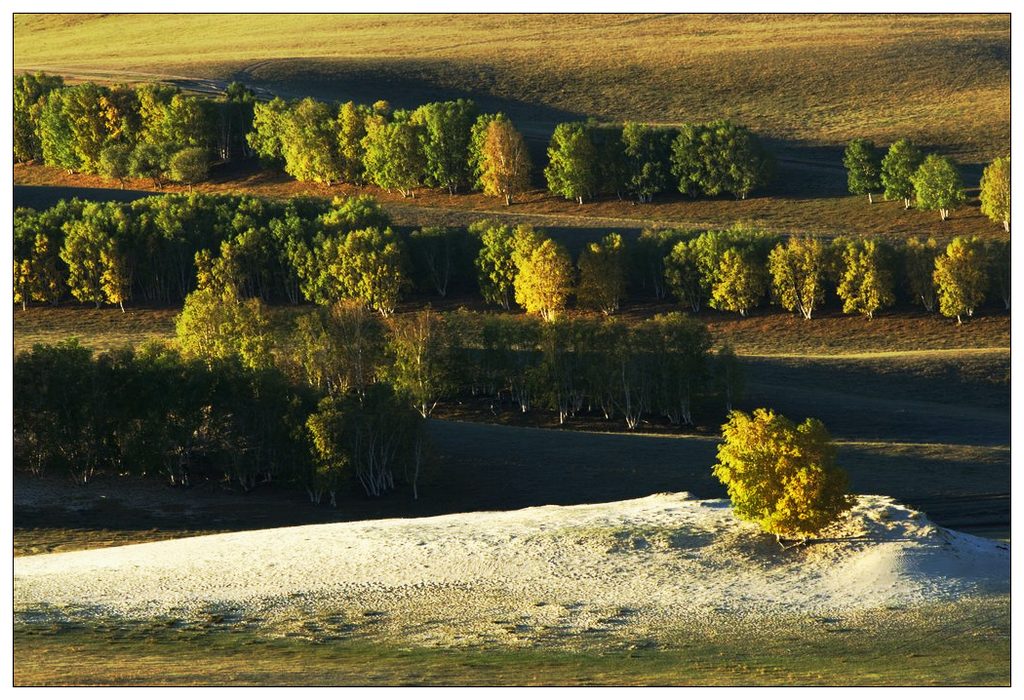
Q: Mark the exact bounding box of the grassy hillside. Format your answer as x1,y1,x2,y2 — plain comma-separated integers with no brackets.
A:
14,14,1009,163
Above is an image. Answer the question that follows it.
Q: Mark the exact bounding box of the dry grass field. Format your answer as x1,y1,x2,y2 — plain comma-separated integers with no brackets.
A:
13,14,1009,162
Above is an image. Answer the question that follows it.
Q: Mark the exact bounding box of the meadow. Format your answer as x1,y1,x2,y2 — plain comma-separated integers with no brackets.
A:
13,14,1009,164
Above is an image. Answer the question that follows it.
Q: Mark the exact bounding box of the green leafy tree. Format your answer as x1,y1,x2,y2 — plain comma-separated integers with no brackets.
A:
14,72,64,162
168,146,210,191
387,309,455,417
362,117,426,197
337,101,370,183
514,238,575,321
472,220,538,310
880,138,923,209
544,122,598,204
621,122,672,203
480,118,532,205
713,408,854,539
62,83,111,173
412,99,477,194
710,249,765,317
100,247,132,312
911,154,966,221
635,228,690,300
247,96,288,165
331,227,408,316
577,233,626,314
98,143,132,188
291,300,384,395
843,138,881,203
671,120,773,199
60,204,125,307
128,142,170,188
904,237,939,312
768,236,828,319
664,239,704,312
279,98,343,185
175,271,274,371
836,239,895,319
38,90,81,172
979,156,1010,232
305,396,352,507
933,237,988,324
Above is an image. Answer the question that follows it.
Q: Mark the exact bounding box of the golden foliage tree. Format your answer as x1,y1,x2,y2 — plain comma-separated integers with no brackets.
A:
933,237,988,324
481,119,532,205
710,248,765,317
979,156,1010,232
836,239,895,319
514,238,574,321
767,236,828,320
713,408,854,539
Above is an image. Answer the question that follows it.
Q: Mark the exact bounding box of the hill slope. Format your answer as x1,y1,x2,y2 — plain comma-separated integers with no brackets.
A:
14,14,1009,161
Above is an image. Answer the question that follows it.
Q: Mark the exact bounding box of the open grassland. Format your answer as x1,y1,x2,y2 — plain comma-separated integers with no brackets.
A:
14,14,1009,164
13,595,1009,686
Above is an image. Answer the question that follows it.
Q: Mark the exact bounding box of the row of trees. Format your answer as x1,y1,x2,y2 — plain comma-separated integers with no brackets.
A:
633,226,1007,324
248,96,533,204
175,275,732,431
843,138,1010,230
14,73,256,186
13,339,424,505
545,119,774,204
15,305,730,499
247,95,774,205
14,195,1008,325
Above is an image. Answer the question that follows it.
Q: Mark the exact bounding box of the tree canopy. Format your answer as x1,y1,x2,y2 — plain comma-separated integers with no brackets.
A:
911,154,965,221
979,156,1010,232
713,408,854,538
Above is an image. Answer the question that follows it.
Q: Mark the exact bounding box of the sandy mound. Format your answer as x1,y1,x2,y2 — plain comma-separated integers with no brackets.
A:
13,494,1009,647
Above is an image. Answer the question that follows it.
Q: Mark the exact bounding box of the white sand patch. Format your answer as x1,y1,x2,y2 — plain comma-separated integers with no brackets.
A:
13,493,1009,646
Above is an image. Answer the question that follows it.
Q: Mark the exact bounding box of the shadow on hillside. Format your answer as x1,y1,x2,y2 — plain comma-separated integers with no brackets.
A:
15,185,156,210
230,56,586,126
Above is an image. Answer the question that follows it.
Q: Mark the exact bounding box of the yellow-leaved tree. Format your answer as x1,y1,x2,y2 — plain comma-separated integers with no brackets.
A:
713,408,854,541
513,238,574,321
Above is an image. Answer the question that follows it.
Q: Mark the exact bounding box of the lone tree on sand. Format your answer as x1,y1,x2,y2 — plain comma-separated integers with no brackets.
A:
713,408,854,542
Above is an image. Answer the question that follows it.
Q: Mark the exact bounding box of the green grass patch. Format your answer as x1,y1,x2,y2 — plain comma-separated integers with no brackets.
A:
14,597,1009,686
